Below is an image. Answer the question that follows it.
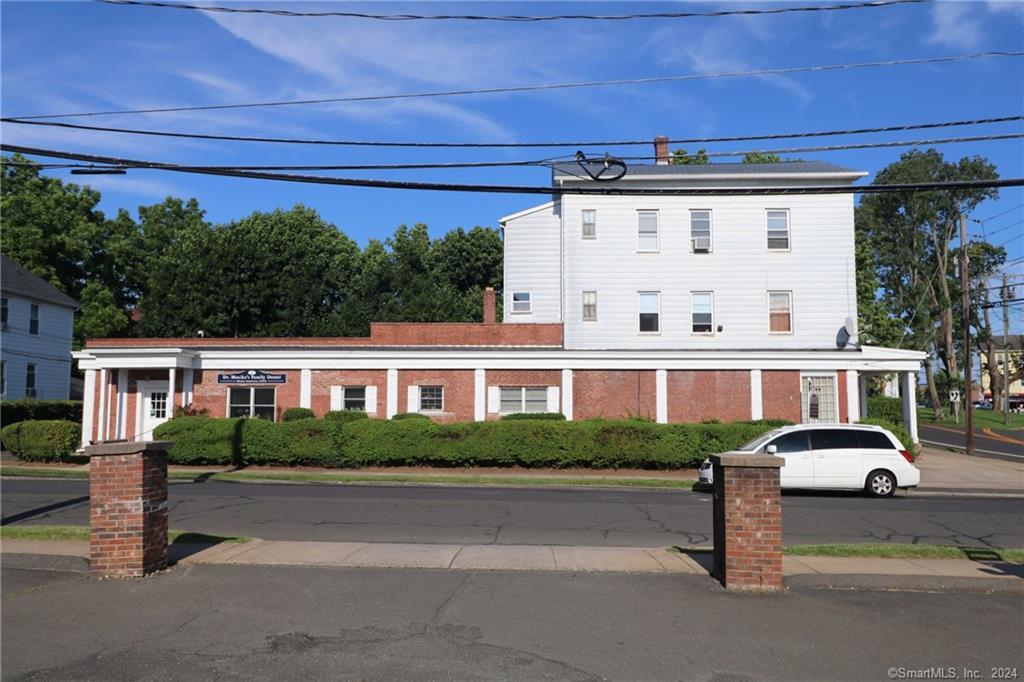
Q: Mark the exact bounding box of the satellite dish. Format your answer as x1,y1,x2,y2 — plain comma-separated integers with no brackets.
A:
844,317,856,337
836,318,857,349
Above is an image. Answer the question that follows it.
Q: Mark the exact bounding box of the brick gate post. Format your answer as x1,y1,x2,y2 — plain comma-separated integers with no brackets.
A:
711,453,784,592
85,441,170,577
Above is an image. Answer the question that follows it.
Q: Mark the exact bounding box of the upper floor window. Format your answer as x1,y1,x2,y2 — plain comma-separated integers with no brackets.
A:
582,291,597,322
638,291,660,333
419,385,444,412
691,292,714,334
767,209,790,250
500,386,547,414
769,291,793,333
637,210,659,252
690,210,712,253
511,291,532,314
25,363,37,398
29,304,39,335
1,298,8,331
582,209,596,239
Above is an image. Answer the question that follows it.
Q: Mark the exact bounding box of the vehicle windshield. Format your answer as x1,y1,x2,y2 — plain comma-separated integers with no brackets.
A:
735,430,783,452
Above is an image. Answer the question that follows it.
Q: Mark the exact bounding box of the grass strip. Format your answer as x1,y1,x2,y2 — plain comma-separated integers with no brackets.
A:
0,525,249,544
1,466,696,489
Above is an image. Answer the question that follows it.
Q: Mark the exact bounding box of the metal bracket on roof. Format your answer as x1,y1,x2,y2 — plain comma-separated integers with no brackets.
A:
573,150,627,182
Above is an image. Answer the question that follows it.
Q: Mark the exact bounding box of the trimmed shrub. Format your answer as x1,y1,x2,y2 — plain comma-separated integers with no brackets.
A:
242,417,344,466
281,407,315,422
391,412,432,421
1,400,82,428
154,417,243,465
0,420,81,462
857,418,920,459
867,396,904,425
743,419,793,428
500,412,566,421
323,410,369,424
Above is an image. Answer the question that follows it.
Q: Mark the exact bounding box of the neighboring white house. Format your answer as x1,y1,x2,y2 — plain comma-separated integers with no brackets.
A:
1,254,78,400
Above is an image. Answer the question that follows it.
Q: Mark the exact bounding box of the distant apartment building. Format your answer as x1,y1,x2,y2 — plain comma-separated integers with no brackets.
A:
1,254,78,400
980,335,1024,400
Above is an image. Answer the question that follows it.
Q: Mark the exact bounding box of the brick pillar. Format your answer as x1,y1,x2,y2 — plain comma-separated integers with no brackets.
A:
711,453,784,592
85,441,170,577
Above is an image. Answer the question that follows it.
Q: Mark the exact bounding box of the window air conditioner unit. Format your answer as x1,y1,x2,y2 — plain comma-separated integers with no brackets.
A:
692,237,711,253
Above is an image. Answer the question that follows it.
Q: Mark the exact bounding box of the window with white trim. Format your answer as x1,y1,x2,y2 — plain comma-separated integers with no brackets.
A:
229,387,276,419
149,391,168,419
691,292,714,334
342,386,366,411
499,386,548,414
582,291,597,321
767,209,790,250
1,361,6,397
25,363,37,398
802,375,837,423
420,385,443,412
29,304,39,335
638,291,660,333
637,210,659,251
582,209,596,239
511,291,532,314
1,298,8,331
690,209,712,253
768,291,793,333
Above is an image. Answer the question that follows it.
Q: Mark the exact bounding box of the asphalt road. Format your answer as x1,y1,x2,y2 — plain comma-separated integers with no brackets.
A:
3,478,1022,548
918,423,1024,461
3,564,1022,681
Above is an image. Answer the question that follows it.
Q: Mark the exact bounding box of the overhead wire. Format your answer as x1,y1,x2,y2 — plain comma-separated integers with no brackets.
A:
97,0,928,21
10,51,1023,120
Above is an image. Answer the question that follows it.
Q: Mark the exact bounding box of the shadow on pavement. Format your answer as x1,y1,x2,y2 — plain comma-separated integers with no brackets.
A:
168,533,247,563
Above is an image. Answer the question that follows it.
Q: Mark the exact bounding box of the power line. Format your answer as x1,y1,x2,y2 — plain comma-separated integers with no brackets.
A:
10,51,1022,120
5,143,1024,196
97,0,928,21
4,132,1020,173
977,201,1024,223
4,114,1020,149
985,218,1024,238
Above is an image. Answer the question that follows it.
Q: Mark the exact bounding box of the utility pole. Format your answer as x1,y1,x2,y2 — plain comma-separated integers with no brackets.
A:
1003,273,1011,427
960,213,974,456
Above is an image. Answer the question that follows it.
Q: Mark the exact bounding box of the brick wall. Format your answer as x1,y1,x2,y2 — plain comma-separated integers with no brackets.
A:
667,370,751,422
573,370,657,420
761,370,801,422
310,370,388,417
191,369,301,420
399,369,476,422
712,457,783,591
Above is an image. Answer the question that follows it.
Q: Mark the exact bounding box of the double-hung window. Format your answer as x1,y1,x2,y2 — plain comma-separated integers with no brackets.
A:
511,292,532,314
29,304,39,335
637,210,659,251
25,363,37,398
767,209,790,250
229,387,276,419
690,210,712,253
638,292,660,333
499,386,548,414
768,291,793,333
582,209,596,239
419,385,444,412
582,291,597,321
1,298,8,331
691,292,714,334
342,386,366,411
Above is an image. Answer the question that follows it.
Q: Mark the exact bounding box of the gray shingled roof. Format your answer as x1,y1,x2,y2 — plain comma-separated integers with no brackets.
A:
1,254,79,309
552,160,862,179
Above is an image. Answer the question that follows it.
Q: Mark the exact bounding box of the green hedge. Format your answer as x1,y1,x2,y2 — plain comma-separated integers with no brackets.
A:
500,412,566,421
281,407,315,422
867,396,904,425
1,400,82,428
148,416,781,469
391,412,432,421
0,420,81,461
323,410,369,424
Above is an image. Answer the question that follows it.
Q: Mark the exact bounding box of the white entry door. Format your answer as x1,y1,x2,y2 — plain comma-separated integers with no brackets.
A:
138,381,170,440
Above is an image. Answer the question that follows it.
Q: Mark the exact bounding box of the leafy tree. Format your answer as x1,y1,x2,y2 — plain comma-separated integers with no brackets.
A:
743,152,784,164
76,281,130,339
671,148,709,165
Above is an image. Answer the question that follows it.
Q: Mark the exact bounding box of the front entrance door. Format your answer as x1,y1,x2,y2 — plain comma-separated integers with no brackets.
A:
138,381,170,439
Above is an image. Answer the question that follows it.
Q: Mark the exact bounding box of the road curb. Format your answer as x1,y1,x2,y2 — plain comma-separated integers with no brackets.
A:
786,572,1024,594
1,552,90,573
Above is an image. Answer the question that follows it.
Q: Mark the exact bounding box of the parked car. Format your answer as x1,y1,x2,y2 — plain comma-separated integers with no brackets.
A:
973,400,993,410
697,423,920,497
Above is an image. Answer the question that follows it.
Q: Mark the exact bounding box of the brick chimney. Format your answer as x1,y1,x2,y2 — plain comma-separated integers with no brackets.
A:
483,287,497,323
654,135,670,165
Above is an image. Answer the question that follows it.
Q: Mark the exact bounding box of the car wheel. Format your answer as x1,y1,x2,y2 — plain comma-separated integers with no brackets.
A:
866,470,896,498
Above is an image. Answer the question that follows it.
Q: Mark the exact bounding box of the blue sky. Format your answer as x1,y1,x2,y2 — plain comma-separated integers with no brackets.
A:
2,0,1022,310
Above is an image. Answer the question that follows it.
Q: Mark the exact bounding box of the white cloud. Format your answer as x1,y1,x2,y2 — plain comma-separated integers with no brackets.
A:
925,1,986,49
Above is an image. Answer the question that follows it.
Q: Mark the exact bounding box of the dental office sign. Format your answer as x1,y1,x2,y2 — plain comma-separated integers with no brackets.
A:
217,370,287,385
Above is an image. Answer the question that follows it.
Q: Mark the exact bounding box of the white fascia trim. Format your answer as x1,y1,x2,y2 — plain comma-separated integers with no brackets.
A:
558,172,868,183
499,200,556,225
74,348,198,370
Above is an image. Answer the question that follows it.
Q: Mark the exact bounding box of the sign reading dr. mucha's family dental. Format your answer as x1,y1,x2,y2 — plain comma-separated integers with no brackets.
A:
217,369,287,385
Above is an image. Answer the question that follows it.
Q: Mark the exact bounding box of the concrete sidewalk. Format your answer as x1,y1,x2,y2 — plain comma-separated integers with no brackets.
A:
913,447,1024,492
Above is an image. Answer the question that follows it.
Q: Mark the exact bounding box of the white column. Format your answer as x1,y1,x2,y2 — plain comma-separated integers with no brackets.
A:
655,369,668,424
300,368,312,409
858,373,869,420
81,369,97,447
474,369,486,421
386,369,399,419
561,369,574,420
749,369,763,421
116,370,128,439
182,368,194,407
168,367,177,419
846,370,860,424
901,371,919,444
97,368,108,442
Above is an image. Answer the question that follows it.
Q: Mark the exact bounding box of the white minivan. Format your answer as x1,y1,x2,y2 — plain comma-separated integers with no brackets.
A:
698,423,920,497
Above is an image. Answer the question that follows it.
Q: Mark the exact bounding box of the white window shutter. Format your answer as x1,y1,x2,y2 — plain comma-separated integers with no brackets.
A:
365,386,378,415
330,386,343,411
487,386,500,414
407,385,420,413
547,386,560,413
